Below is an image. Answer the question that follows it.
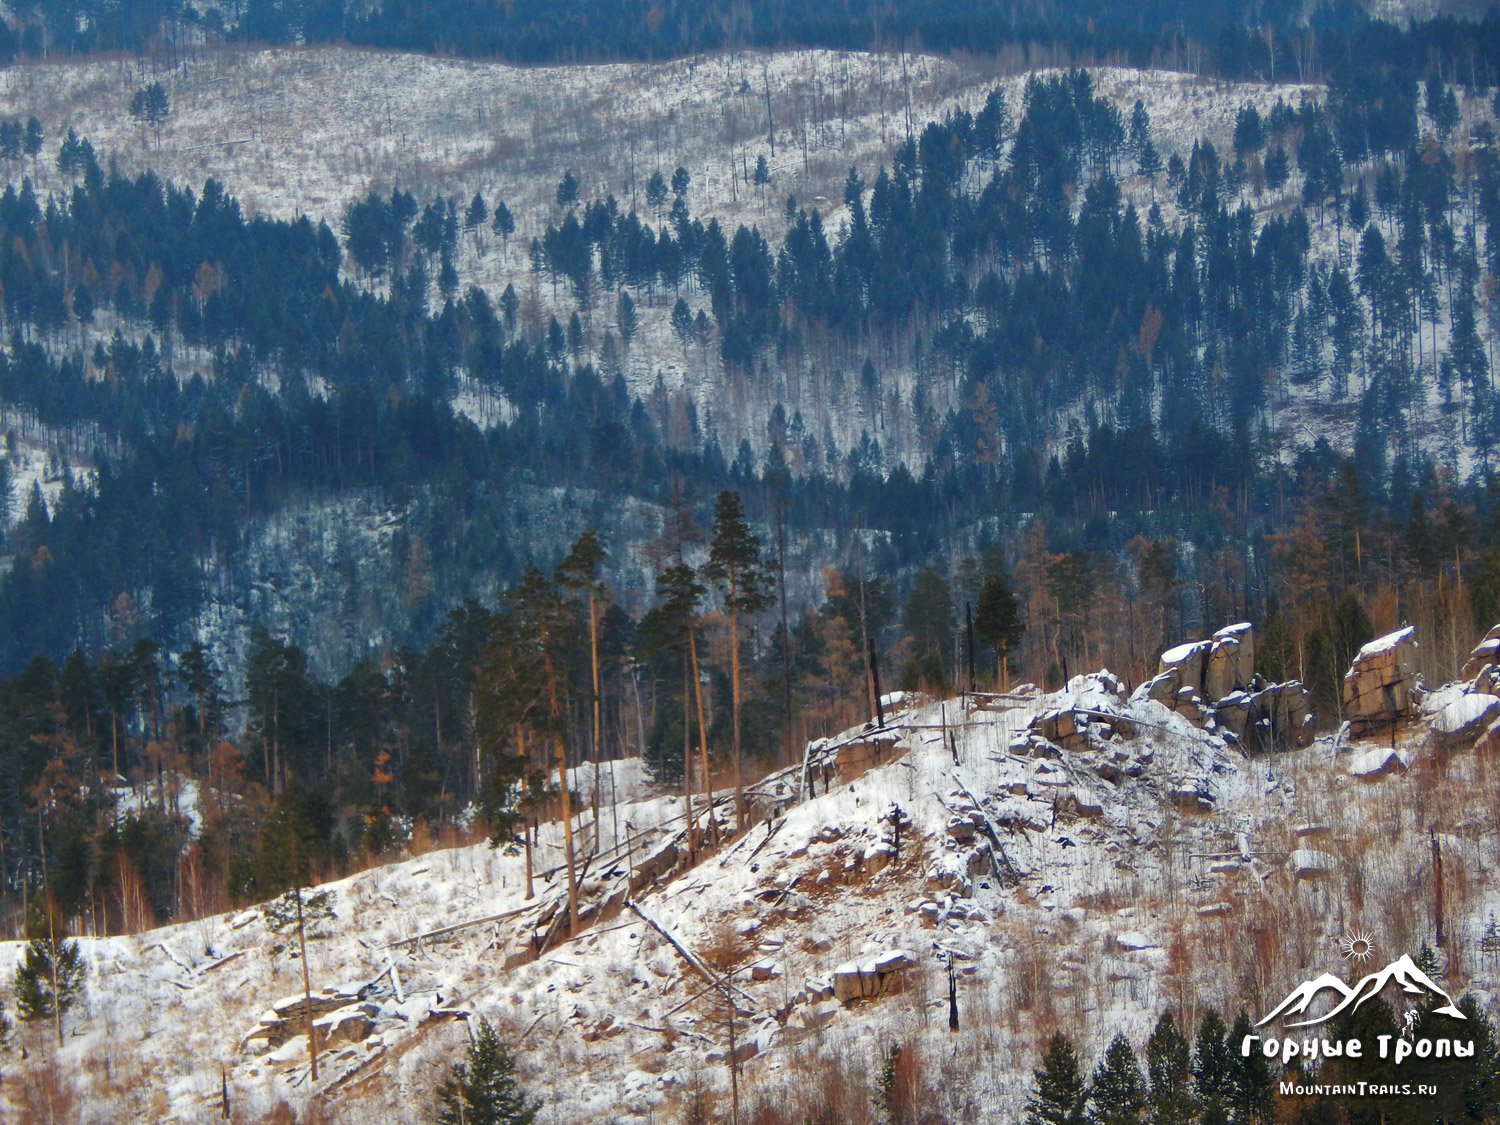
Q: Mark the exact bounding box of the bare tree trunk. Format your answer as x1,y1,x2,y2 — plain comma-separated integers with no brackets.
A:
688,625,715,845
297,887,318,1081
683,657,696,860
542,625,580,936
588,586,603,852
729,598,745,834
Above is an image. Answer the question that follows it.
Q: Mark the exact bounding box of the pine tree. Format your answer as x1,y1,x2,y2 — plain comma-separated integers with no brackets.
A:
1137,139,1163,179
503,567,581,935
436,1018,539,1125
974,553,1024,688
703,490,772,834
1193,1008,1234,1125
1027,1031,1088,1125
646,170,669,213
1147,1011,1198,1125
12,896,87,1028
1226,1010,1274,1125
556,530,609,829
465,191,488,232
1088,1033,1145,1125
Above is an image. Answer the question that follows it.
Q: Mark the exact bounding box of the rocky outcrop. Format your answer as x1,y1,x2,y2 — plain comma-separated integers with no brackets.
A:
832,729,904,783
1138,626,1312,751
1157,623,1254,704
1288,849,1337,880
831,950,916,1003
1343,627,1420,735
245,986,370,1050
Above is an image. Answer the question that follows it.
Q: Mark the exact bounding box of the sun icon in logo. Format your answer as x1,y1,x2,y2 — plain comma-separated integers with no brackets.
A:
1339,930,1376,963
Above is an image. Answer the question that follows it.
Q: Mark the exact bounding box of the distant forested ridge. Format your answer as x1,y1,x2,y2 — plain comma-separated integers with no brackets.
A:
0,0,1497,87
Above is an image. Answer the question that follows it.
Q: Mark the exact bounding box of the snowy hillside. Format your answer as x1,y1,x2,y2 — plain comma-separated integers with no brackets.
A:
6,625,1500,1122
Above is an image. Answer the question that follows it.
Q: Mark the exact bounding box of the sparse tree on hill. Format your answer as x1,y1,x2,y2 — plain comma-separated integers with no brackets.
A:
465,191,489,252
975,550,1023,689
556,170,579,208
128,83,169,146
556,530,608,836
646,170,669,214
491,200,515,259
23,115,42,157
13,895,87,1045
436,1017,540,1125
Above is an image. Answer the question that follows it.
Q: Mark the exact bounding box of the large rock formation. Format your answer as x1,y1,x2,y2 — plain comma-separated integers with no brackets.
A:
1343,627,1420,735
1138,624,1312,751
831,949,916,1003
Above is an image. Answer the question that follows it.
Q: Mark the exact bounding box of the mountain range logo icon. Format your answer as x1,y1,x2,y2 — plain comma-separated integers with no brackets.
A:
1257,954,1467,1028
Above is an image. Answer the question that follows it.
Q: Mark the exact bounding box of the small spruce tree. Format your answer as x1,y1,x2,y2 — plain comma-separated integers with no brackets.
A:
1193,1007,1233,1125
1226,1010,1274,1125
13,896,87,1025
1027,1031,1088,1125
1089,1033,1145,1125
436,1017,539,1125
1147,1011,1198,1125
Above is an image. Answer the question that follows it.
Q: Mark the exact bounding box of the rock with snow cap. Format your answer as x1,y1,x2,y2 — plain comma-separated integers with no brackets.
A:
1430,693,1500,749
1460,625,1500,680
1343,627,1420,735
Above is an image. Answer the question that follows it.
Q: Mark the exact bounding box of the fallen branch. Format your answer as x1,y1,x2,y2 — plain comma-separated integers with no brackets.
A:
626,900,756,1010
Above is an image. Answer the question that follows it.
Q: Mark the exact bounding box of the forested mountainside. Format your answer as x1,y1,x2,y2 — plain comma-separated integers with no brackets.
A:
0,1,1498,947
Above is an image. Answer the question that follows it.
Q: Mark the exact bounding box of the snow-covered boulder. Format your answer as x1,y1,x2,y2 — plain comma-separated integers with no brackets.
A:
1288,849,1337,879
1348,746,1413,778
1431,693,1500,748
1460,625,1500,681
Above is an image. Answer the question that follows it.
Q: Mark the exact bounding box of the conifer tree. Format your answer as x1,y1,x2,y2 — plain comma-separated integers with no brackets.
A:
1146,1011,1198,1125
1193,1008,1233,1125
703,490,772,833
974,553,1023,689
12,895,87,1038
1088,1033,1145,1125
436,1017,539,1125
1026,1031,1088,1125
502,566,581,934
1226,1010,1274,1125
556,531,608,838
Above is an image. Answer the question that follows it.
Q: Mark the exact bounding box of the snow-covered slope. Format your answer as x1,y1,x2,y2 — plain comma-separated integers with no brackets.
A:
6,643,1500,1122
